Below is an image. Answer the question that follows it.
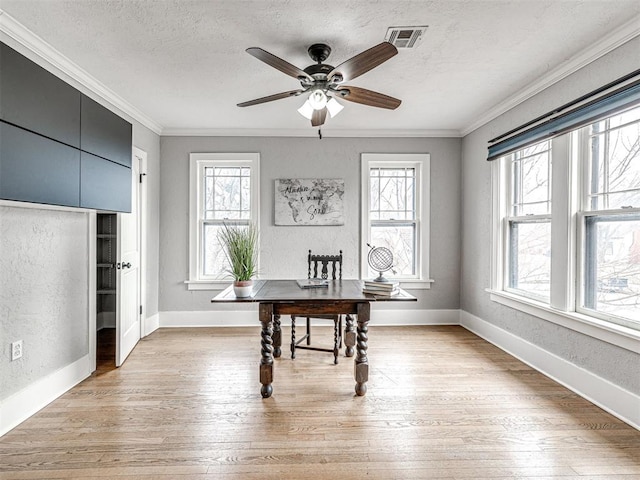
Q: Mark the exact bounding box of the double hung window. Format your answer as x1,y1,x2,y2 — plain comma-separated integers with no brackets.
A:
493,105,640,335
361,153,431,286
188,153,260,288
579,107,640,326
506,141,552,301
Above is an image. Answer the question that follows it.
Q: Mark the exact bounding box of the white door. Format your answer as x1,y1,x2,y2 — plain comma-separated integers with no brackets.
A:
116,153,141,366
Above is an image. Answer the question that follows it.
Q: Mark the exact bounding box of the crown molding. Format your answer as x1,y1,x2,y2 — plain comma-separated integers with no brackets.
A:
460,14,640,137
0,9,163,135
160,127,462,138
5,6,636,140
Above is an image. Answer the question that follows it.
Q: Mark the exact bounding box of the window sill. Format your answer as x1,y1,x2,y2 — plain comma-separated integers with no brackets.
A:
398,279,434,290
487,289,640,353
185,280,230,291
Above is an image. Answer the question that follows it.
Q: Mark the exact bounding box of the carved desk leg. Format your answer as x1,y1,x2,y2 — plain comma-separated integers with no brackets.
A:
273,313,282,358
259,303,274,398
354,302,370,396
344,314,356,357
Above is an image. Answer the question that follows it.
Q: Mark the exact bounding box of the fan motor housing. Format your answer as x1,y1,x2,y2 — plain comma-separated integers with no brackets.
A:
303,63,334,77
304,43,335,80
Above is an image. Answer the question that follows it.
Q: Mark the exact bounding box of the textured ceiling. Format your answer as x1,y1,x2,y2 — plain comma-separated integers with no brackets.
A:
1,0,639,135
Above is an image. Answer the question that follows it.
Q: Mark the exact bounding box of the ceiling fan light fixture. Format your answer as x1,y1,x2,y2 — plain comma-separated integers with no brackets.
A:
308,89,328,110
297,99,314,120
240,41,401,128
326,97,344,118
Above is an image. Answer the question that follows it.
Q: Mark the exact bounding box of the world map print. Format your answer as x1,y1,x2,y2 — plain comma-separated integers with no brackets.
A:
275,178,345,225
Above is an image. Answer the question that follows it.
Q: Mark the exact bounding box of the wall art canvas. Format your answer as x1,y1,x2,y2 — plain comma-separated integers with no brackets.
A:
275,178,345,226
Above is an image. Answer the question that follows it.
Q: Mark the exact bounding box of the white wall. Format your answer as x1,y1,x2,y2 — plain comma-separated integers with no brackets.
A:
159,136,462,314
460,36,640,396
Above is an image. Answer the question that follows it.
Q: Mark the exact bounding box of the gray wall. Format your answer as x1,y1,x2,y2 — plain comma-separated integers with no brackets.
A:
159,136,461,312
460,36,640,395
0,121,160,402
0,206,89,399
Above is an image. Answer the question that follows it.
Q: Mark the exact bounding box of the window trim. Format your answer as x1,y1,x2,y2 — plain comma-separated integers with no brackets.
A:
361,153,433,288
186,153,260,290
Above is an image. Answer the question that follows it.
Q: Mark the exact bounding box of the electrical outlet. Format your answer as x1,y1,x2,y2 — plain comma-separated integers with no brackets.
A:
11,340,23,361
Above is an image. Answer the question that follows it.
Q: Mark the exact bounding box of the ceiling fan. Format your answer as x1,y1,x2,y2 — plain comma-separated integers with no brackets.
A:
237,42,401,127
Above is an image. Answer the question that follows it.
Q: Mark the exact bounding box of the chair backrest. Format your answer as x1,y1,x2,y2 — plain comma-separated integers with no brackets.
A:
308,250,342,280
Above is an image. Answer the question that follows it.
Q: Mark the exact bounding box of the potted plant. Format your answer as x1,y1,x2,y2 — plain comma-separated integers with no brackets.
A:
217,222,259,297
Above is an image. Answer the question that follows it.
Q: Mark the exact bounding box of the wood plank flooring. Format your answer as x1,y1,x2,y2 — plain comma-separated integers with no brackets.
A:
1,326,639,479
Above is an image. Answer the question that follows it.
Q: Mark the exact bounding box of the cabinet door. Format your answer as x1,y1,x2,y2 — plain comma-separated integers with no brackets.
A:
81,95,132,167
0,122,80,206
0,42,81,147
80,152,131,212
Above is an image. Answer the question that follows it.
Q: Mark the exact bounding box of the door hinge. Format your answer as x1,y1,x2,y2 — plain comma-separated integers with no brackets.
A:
139,305,143,315
139,173,146,183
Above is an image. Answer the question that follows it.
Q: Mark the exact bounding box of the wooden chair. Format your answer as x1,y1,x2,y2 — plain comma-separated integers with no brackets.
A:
291,250,343,364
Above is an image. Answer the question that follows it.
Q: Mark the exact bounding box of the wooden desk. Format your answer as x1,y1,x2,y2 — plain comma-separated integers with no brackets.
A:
212,279,416,398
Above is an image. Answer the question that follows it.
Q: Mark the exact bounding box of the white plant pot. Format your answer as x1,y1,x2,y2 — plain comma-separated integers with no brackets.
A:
233,280,253,298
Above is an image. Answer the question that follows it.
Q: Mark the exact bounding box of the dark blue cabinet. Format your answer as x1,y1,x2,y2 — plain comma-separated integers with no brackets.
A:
0,43,81,148
80,152,131,212
0,122,80,207
0,41,132,212
81,95,132,167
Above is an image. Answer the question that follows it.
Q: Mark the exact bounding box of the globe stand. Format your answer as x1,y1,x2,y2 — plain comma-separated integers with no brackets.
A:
372,272,391,283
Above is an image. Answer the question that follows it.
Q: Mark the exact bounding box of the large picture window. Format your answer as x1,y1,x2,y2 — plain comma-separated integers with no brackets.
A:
492,105,640,335
361,153,431,286
188,153,260,288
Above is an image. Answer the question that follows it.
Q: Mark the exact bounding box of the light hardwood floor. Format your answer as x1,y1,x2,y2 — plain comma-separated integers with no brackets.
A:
1,326,639,479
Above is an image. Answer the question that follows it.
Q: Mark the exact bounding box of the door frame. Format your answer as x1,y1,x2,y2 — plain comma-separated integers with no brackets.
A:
89,146,147,371
133,146,148,339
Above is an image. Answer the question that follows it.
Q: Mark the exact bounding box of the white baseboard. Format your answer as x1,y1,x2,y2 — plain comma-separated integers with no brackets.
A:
144,312,160,336
460,310,640,430
370,308,459,325
0,354,91,436
159,309,460,328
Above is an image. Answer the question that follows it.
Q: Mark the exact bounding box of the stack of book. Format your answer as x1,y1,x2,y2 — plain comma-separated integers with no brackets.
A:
362,280,400,296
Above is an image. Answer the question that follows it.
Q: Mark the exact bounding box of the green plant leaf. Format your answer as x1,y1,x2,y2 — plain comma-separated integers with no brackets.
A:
217,222,259,281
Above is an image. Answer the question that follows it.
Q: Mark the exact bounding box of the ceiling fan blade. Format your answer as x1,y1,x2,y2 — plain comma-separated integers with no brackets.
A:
328,42,398,83
237,89,304,107
246,47,313,81
311,107,327,127
335,86,401,110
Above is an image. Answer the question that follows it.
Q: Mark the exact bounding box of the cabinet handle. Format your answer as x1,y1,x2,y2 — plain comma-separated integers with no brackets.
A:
122,262,131,269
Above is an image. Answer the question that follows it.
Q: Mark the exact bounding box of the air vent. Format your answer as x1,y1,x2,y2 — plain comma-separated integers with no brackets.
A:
385,26,428,49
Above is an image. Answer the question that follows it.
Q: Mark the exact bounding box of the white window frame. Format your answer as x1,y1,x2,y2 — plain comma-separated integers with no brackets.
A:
186,153,260,290
361,153,433,288
490,131,640,353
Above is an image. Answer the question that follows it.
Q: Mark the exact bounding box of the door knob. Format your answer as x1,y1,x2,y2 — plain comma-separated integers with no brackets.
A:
122,262,131,269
